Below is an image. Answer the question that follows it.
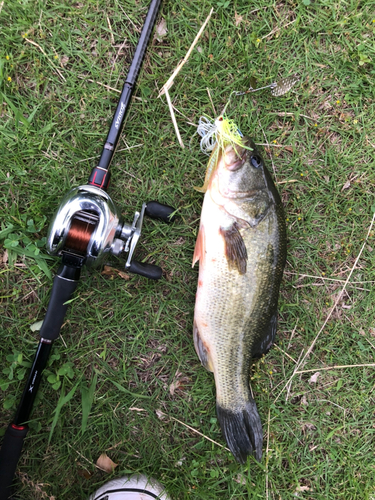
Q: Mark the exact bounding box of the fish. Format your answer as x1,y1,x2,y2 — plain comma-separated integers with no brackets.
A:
192,137,287,463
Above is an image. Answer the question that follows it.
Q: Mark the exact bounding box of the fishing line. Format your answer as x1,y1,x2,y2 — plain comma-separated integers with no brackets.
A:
65,217,96,255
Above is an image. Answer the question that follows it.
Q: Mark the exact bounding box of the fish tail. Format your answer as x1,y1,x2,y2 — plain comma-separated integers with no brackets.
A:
216,396,263,464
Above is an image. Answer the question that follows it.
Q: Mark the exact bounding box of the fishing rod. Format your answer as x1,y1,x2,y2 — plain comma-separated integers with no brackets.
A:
0,1,173,497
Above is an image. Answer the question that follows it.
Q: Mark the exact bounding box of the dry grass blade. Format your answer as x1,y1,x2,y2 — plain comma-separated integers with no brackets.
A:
265,408,271,500
275,211,375,402
158,411,230,452
158,8,213,148
158,8,214,97
295,363,375,374
165,88,184,148
77,75,121,93
24,38,66,81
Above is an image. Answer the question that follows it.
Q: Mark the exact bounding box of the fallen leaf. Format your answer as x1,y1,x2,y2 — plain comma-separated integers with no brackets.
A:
196,46,203,53
30,320,44,332
341,180,351,190
101,265,130,280
284,145,294,153
234,12,243,26
155,409,166,420
118,271,130,280
2,249,8,264
295,484,311,492
155,18,167,41
60,55,69,67
308,372,321,384
96,453,118,473
77,468,94,479
233,473,246,485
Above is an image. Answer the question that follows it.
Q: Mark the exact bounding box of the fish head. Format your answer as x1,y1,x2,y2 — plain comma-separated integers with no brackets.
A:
216,138,270,199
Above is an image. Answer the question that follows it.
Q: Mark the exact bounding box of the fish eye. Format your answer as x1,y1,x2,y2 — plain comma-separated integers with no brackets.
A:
250,155,262,169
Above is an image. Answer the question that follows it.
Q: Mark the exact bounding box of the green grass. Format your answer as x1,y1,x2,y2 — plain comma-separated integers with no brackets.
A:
1,0,375,498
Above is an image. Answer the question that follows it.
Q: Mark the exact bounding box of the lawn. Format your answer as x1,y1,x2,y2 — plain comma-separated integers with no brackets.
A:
1,0,375,499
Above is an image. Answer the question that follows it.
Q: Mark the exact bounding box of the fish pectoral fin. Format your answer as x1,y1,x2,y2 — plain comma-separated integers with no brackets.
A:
219,221,247,275
193,321,214,372
192,224,206,267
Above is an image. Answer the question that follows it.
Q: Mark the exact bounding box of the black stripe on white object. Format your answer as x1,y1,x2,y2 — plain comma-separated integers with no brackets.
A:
94,488,161,500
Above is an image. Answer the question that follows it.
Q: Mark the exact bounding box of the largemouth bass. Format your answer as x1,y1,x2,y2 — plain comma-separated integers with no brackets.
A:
192,138,287,463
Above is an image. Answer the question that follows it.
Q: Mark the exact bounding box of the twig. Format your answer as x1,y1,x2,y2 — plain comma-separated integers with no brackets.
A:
255,143,292,148
265,408,271,500
24,38,66,82
158,8,214,97
276,179,298,185
165,88,184,148
275,112,315,121
287,318,299,351
295,363,375,374
262,19,297,40
107,15,115,45
67,443,105,471
275,211,375,401
207,88,217,116
285,271,375,285
109,38,128,84
274,344,297,364
77,75,121,93
158,9,213,148
159,411,230,451
364,337,375,352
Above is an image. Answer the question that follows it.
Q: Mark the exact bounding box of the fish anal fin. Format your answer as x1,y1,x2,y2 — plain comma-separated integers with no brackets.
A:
192,224,206,268
193,321,213,372
219,221,247,274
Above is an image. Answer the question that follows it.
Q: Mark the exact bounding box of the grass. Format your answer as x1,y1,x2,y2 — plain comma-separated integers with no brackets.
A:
1,0,375,498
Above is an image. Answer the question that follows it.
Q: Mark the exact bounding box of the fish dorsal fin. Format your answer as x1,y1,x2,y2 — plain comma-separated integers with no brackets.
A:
219,222,247,274
193,321,214,372
192,224,206,267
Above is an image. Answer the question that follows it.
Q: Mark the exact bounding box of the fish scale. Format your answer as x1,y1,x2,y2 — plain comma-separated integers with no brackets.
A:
193,138,286,463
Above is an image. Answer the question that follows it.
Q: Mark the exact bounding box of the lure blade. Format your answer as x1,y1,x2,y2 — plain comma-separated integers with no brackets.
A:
270,74,300,96
249,76,257,91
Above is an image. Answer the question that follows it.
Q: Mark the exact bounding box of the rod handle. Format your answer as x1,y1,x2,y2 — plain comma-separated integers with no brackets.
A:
0,424,29,499
39,264,81,341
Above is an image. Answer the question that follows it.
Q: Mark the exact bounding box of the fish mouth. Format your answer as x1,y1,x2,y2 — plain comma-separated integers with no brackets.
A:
223,144,247,171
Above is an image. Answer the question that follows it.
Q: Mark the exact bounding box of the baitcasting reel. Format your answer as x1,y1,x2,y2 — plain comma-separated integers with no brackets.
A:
46,184,175,280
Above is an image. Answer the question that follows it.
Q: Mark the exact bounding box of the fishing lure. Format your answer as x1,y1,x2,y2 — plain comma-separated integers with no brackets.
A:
235,74,300,97
194,115,252,193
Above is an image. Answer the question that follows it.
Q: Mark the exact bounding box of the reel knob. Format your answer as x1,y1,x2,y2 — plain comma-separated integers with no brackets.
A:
145,201,176,223
127,260,162,280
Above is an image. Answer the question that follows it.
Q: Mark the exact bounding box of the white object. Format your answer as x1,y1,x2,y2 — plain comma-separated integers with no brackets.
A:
88,475,171,500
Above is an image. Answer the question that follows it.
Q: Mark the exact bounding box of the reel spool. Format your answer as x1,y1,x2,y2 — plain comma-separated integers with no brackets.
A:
46,185,175,279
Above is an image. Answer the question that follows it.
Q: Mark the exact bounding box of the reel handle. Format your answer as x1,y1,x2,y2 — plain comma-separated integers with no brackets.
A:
127,260,163,280
145,201,176,223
